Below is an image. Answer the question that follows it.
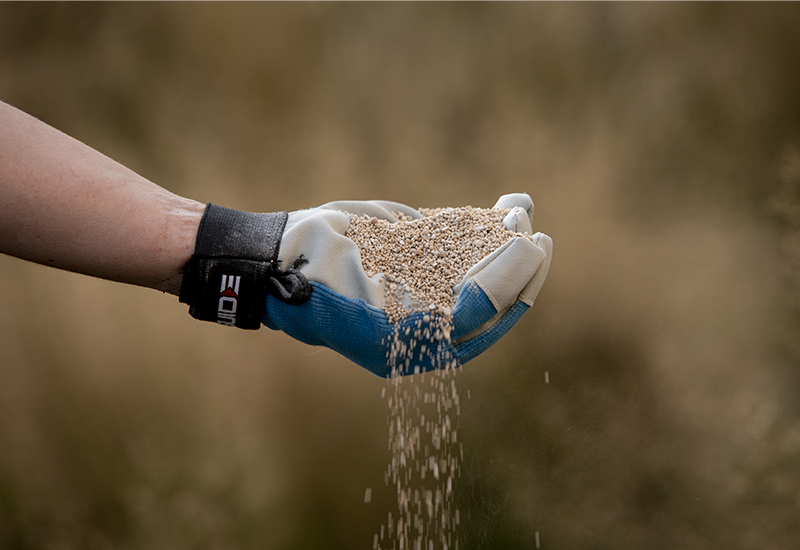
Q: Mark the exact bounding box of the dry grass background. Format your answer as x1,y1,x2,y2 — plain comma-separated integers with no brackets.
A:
1,3,800,549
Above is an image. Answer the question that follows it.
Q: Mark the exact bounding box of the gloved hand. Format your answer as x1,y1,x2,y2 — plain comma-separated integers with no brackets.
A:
262,193,552,377
179,194,552,377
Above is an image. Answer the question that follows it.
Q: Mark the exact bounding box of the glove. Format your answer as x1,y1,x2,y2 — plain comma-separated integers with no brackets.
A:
180,194,552,377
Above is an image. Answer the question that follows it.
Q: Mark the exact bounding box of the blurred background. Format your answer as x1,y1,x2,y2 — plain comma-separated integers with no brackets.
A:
1,3,800,549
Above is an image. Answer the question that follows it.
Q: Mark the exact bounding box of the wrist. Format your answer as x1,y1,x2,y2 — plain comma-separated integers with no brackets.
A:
157,197,206,296
178,204,311,329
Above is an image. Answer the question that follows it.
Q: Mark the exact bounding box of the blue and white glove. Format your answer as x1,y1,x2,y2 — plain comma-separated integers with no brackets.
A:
180,194,552,377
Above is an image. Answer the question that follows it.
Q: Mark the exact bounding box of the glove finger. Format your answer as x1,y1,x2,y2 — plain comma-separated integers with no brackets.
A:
492,193,534,227
519,232,553,305
501,206,533,234
451,236,546,339
453,300,530,364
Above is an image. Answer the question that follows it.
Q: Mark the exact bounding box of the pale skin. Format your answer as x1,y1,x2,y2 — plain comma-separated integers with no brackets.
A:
0,100,206,295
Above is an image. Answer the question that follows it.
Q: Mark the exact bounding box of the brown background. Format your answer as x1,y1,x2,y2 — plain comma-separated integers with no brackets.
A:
1,3,800,549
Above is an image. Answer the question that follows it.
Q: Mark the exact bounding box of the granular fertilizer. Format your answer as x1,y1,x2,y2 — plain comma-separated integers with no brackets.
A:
347,205,530,550
347,206,524,323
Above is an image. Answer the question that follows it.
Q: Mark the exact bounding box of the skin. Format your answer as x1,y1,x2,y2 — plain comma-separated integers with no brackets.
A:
0,100,206,295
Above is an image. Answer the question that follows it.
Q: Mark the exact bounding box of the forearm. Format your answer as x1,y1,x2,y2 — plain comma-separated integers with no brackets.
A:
0,100,205,295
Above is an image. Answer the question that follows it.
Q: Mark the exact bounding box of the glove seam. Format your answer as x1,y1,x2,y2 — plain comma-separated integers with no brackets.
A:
453,301,511,346
473,277,501,312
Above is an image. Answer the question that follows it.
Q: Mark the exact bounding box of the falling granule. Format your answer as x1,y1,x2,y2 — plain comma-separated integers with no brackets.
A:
365,488,373,503
544,371,549,384
348,205,531,550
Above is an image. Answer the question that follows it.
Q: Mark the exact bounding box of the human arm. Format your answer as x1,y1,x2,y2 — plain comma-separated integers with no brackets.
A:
0,100,205,295
0,100,552,375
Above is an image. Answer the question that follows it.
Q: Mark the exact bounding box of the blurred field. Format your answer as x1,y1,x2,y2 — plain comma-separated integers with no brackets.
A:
2,3,800,549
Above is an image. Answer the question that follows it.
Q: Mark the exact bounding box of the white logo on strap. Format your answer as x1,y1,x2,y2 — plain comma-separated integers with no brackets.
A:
218,274,241,326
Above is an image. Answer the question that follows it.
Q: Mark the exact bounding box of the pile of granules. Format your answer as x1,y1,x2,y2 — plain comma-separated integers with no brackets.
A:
347,206,525,324
348,204,528,550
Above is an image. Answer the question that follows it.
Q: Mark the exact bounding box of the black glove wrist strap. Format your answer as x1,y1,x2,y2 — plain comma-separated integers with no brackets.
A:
179,204,310,330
